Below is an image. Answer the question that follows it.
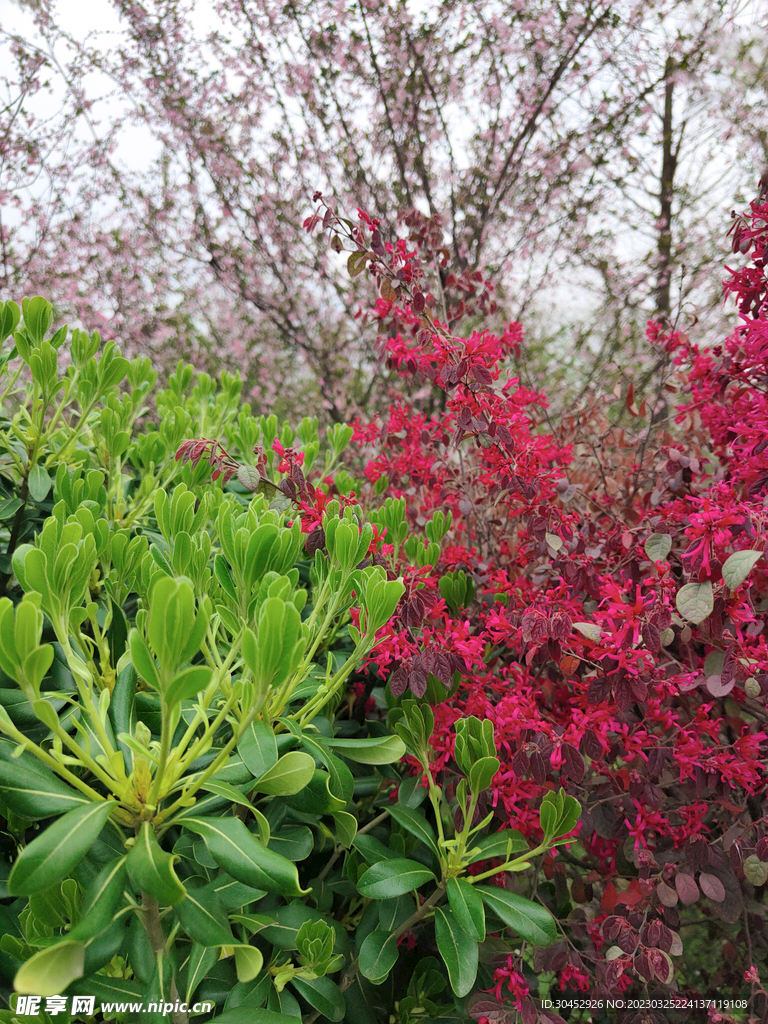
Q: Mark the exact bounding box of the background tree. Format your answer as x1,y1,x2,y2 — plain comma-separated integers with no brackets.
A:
0,0,765,420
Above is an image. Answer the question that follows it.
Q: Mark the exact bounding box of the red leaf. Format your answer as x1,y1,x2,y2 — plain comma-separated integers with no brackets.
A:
699,873,725,902
674,872,700,905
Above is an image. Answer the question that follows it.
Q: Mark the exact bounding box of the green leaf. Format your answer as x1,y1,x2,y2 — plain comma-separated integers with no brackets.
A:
28,465,52,503
722,550,763,590
284,768,346,814
675,581,714,624
13,940,84,997
0,497,23,521
290,976,345,1021
182,816,308,896
164,665,212,708
467,829,529,864
129,630,160,690
446,878,485,941
253,751,315,796
332,810,357,848
468,756,500,793
68,856,128,941
185,943,220,1003
237,719,278,778
176,887,235,947
476,886,557,945
234,944,264,984
353,834,396,865
7,801,114,896
319,734,407,764
644,533,672,562
126,822,186,906
268,825,314,862
434,907,478,997
389,804,439,861
358,929,399,984
357,858,435,899
0,742,89,819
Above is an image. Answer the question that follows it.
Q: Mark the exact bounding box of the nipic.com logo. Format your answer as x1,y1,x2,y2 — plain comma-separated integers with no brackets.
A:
12,996,215,1017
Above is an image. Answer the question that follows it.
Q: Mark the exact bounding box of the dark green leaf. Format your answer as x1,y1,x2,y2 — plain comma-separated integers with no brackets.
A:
290,976,345,1021
68,856,127,941
7,801,115,896
0,742,88,819
268,826,314,862
358,929,399,984
476,886,557,945
467,829,529,864
182,816,308,896
434,906,478,996
357,858,435,899
126,822,186,906
389,804,439,860
186,943,220,1003
352,834,397,864
176,887,235,947
237,720,278,779
446,877,485,941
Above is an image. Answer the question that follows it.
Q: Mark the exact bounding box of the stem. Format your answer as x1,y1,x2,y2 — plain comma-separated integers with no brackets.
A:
141,893,188,1024
468,844,548,884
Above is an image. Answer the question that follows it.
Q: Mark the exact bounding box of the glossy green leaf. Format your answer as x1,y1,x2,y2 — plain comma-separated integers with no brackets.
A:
353,834,396,865
253,751,315,796
0,743,88,819
332,810,357,848
7,800,114,896
358,929,399,984
185,943,220,1003
68,856,128,941
476,885,557,945
182,816,308,896
284,769,346,814
126,822,186,906
467,829,529,864
176,887,235,947
434,906,478,996
14,940,84,997
290,976,345,1021
237,719,278,778
468,755,500,793
389,804,439,861
446,877,485,941
320,734,407,764
357,858,435,899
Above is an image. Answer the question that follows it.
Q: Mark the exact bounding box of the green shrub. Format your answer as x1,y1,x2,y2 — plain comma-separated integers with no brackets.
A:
0,299,575,1023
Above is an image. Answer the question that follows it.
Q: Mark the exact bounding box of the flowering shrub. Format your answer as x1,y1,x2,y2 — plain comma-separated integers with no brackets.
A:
300,189,768,1020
